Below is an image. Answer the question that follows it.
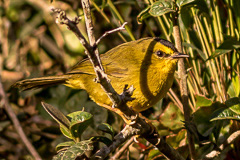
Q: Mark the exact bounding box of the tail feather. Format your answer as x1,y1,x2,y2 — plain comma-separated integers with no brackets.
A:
12,75,69,91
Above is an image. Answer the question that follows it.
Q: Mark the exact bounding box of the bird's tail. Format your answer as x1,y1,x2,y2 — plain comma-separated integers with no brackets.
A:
12,75,70,91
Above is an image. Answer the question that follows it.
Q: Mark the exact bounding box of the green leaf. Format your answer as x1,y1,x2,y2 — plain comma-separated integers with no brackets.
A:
41,102,72,139
90,136,113,146
68,111,93,140
195,95,213,108
193,102,224,136
177,0,195,7
226,97,240,115
56,141,75,152
41,102,70,128
53,140,93,160
207,98,240,122
166,129,186,148
137,6,151,24
97,123,114,138
60,125,73,139
227,82,237,98
149,1,175,17
210,107,240,121
159,103,184,130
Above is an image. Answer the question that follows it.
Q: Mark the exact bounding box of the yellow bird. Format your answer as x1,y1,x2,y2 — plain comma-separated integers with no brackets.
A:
13,37,188,117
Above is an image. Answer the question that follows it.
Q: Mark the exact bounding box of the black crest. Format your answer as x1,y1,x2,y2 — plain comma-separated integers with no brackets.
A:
154,37,178,52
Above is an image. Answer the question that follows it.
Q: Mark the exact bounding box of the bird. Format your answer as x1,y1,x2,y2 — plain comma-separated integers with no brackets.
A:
13,37,188,118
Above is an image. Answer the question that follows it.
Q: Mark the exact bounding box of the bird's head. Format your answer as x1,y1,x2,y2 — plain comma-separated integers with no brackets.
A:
151,38,189,63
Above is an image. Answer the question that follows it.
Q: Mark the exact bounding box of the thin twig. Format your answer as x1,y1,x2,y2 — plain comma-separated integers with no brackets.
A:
204,130,240,159
168,88,183,113
0,77,42,160
111,137,134,160
95,22,127,45
91,125,138,160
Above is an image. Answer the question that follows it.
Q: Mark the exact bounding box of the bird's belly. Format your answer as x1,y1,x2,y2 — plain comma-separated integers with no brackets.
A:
66,70,175,113
130,70,175,112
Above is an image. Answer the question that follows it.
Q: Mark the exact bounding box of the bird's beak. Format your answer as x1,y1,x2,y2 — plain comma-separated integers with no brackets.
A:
171,52,189,59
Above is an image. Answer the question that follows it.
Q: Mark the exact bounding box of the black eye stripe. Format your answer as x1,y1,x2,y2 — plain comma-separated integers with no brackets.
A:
156,50,166,57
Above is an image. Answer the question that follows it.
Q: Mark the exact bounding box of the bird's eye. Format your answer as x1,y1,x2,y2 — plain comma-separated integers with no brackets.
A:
156,50,166,57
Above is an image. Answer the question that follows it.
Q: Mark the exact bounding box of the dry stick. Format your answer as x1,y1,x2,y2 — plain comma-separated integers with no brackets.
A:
0,77,42,160
172,7,196,160
52,4,184,160
111,137,134,160
204,130,240,159
81,0,136,123
91,125,137,160
96,22,128,45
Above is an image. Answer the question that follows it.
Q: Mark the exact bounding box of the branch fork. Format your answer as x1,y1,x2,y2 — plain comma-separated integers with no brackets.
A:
52,3,185,159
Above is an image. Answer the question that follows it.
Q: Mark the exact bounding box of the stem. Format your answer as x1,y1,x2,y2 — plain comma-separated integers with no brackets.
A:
173,6,196,160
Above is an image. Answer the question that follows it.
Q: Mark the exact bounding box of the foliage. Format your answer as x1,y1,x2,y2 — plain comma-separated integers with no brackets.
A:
41,102,112,160
0,0,240,159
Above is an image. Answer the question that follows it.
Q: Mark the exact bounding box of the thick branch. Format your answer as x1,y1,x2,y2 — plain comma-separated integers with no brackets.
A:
91,125,137,160
92,119,184,160
0,77,42,160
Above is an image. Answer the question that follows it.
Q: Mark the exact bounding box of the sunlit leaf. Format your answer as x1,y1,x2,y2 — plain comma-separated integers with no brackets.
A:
177,0,195,7
53,140,93,160
137,6,151,23
210,107,240,121
195,95,213,108
56,141,75,152
149,1,175,17
68,111,93,140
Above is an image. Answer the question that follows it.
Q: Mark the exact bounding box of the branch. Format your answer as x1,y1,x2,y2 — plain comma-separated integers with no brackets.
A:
111,137,134,160
95,22,128,45
172,3,196,159
91,123,184,160
0,77,42,160
91,125,137,160
204,130,240,159
52,2,185,160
